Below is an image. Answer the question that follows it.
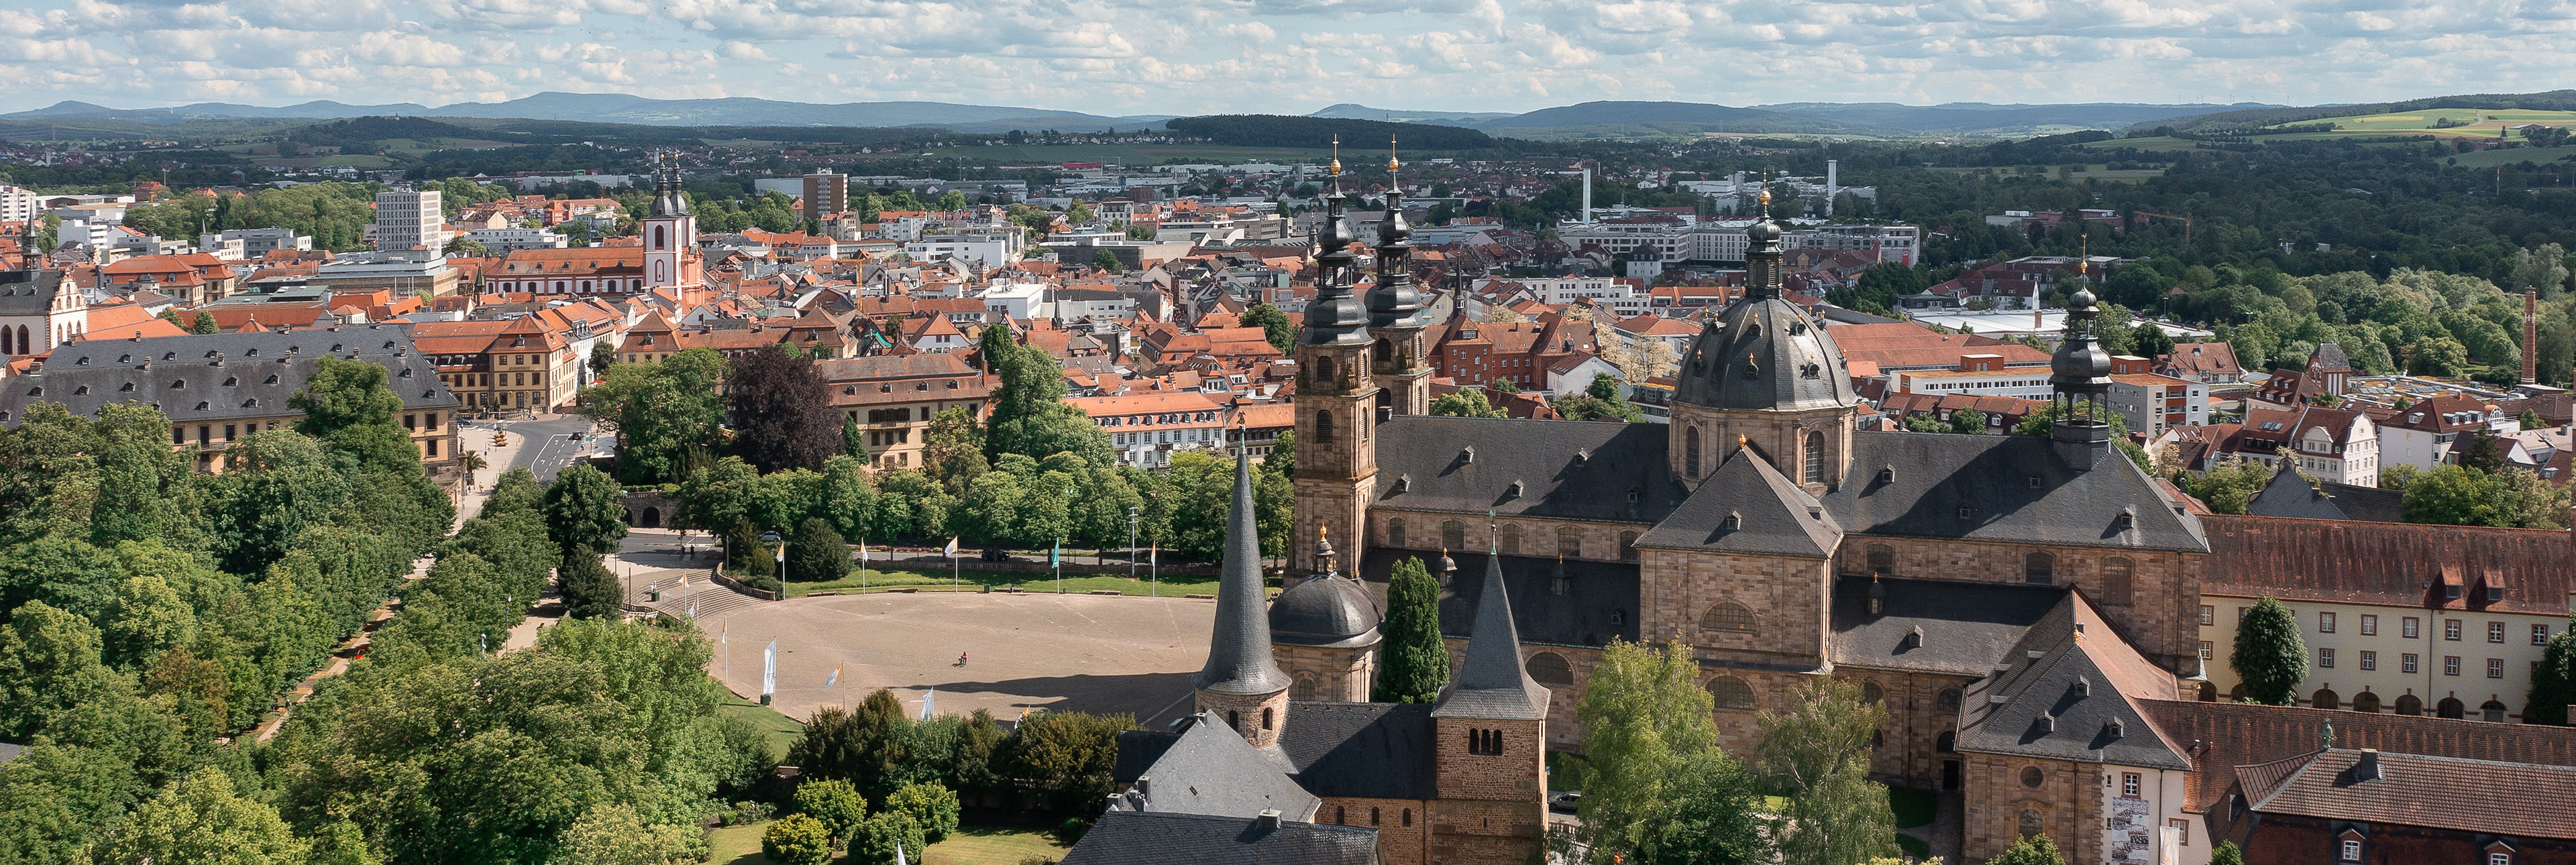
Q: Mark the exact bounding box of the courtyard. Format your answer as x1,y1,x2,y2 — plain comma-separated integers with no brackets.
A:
697,590,1219,728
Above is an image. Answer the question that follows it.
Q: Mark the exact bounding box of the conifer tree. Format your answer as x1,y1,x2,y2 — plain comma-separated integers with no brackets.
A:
2232,596,2308,705
1371,557,1448,703
2526,617,2576,726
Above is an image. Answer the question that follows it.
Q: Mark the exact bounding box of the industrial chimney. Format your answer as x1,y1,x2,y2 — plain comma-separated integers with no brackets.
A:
2524,288,2540,386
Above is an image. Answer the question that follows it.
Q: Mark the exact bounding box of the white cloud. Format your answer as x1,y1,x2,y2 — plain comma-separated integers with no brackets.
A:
2,0,2570,114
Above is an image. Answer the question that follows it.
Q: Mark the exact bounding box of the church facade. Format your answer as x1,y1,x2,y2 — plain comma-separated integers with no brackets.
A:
1285,182,2218,864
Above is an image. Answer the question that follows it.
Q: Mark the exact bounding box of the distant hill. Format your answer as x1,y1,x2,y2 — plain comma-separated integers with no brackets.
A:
1305,103,1519,125
1756,101,2286,136
1468,101,1870,138
0,93,1171,133
1163,115,1491,150
2140,90,2576,133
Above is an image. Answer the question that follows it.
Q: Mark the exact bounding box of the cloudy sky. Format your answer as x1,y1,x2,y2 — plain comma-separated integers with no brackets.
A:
3,0,2571,115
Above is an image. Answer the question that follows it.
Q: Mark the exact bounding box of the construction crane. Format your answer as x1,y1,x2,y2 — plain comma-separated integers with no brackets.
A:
2132,211,2192,245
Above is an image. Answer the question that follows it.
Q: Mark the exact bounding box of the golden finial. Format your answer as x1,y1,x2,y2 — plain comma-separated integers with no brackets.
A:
1758,169,1772,208
1387,135,1400,173
1329,134,1342,177
2078,232,2090,276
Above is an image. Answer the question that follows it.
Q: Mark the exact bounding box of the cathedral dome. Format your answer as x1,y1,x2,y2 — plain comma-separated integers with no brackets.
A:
1671,298,1857,412
1268,575,1382,648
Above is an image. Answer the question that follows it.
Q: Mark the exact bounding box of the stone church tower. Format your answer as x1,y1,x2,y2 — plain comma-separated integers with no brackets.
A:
1428,533,1551,865
1366,141,1434,418
1293,158,1380,575
1667,190,1860,495
1194,451,1295,747
640,154,700,292
1268,532,1383,702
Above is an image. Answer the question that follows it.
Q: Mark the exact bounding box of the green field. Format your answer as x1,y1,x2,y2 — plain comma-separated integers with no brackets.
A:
780,567,1221,599
1931,164,2167,182
713,689,806,757
2259,108,2576,141
706,822,1067,865
2443,144,2576,168
2080,136,2206,153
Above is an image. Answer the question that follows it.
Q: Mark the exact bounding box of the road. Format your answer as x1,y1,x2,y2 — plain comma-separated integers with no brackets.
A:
460,414,598,483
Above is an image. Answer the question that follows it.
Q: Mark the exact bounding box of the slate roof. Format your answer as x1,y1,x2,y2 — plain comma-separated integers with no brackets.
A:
0,270,64,317
1829,575,2065,678
1370,415,1686,525
1196,452,1293,697
1953,591,2192,770
1062,810,1379,865
2,326,460,426
1433,547,1550,721
2237,748,2576,839
1276,701,1438,800
1821,431,2208,553
2244,467,2405,524
1672,298,1856,411
1638,449,1842,558
1269,575,1382,648
1116,711,1318,821
2136,699,2576,813
1358,549,1640,649
2198,515,2573,614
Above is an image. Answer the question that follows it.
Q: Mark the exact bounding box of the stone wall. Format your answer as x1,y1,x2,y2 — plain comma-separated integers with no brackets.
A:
1641,548,1833,667
1430,713,1548,865
1318,796,1432,865
1276,642,1376,703
1192,687,1291,749
1371,509,1649,566
1964,752,2104,864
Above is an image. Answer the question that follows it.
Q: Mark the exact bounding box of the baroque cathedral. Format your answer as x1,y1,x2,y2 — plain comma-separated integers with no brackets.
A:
1091,162,2216,865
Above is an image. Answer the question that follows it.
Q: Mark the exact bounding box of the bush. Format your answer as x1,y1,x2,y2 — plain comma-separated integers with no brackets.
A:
761,814,835,865
850,811,928,865
793,778,869,844
886,782,961,843
1055,816,1091,844
786,518,851,584
557,546,624,619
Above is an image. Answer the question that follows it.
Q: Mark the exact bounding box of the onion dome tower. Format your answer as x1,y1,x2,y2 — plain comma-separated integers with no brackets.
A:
1195,450,1295,746
1267,528,1383,702
1291,137,1381,577
1364,135,1434,417
2049,286,2116,469
1668,182,1858,494
641,152,698,292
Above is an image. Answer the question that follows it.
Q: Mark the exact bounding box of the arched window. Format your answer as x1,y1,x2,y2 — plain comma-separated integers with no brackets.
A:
1936,731,1957,752
1685,425,1702,477
1442,520,1466,551
2024,552,2055,585
1866,544,1894,575
2438,697,2465,719
1861,681,1884,704
2482,699,2509,723
1526,652,1574,686
1499,523,1521,555
1314,354,1336,383
1292,672,1318,701
1709,676,1756,710
1371,807,1381,826
1619,531,1639,561
2198,681,2218,702
1937,687,1963,712
2100,557,2135,606
2352,691,2381,713
1803,429,1826,484
2395,693,2424,716
651,225,667,249
1556,526,1582,558
641,506,661,528
2312,688,2340,711
1229,710,1241,731
1702,602,1756,633
1336,806,1346,825
1387,518,1407,548
1314,410,1335,444
1402,809,1411,827
2019,809,2044,838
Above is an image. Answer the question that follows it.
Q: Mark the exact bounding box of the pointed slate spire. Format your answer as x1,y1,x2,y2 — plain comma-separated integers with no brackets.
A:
1433,530,1548,720
1193,449,1291,696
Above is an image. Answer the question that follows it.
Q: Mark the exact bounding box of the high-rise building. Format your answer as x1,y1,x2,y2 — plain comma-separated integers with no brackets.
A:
801,172,847,223
373,189,446,256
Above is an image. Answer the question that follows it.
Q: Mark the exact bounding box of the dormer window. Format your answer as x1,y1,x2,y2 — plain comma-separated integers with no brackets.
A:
222,377,237,386
1721,511,1741,530
170,380,184,390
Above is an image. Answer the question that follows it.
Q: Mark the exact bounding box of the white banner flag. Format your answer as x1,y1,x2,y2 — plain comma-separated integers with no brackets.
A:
761,639,777,697
921,688,936,721
824,665,841,689
944,537,959,558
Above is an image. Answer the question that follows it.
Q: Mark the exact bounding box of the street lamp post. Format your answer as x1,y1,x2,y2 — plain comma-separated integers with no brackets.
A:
1127,506,1139,587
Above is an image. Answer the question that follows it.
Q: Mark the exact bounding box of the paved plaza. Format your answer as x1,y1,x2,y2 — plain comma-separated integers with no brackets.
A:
698,591,1218,728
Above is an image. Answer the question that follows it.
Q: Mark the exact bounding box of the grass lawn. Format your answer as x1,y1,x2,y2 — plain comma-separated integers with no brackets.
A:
781,567,1220,599
1888,787,1938,829
927,825,1071,865
2445,144,2576,168
712,689,806,758
706,821,774,865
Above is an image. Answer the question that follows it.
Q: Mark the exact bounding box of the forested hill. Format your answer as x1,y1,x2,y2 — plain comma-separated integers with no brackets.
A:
1161,115,1493,150
2142,90,2576,133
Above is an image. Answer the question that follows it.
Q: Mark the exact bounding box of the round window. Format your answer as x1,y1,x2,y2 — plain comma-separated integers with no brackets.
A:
2021,766,2045,788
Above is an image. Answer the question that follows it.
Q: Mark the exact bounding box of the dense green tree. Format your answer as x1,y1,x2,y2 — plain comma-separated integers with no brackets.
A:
761,815,835,865
728,344,843,474
557,548,625,620
91,770,307,865
2527,618,2576,726
0,601,121,742
1430,388,1508,418
849,810,926,865
784,518,850,585
552,803,703,865
1372,557,1448,703
842,416,869,460
921,406,988,496
1240,302,1295,355
1002,709,1134,813
1758,678,1898,865
677,456,761,540
101,575,195,669
1574,638,1719,865
583,347,727,484
884,782,961,844
589,338,618,376
818,455,879,542
2187,457,2277,515
1990,833,2066,865
542,463,630,555
2210,841,2245,865
979,323,1113,467
1091,249,1120,272
2232,596,2308,705
190,312,219,335
792,689,914,801
792,778,869,842
1557,373,1644,422
290,357,419,473
1642,748,1769,865
1948,408,1988,434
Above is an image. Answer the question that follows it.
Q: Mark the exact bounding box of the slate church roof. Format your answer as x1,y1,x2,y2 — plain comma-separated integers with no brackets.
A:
1820,432,2207,553
1356,549,1640,650
1063,810,1380,865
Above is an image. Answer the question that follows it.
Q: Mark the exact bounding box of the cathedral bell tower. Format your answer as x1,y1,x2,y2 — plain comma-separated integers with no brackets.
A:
1293,139,1381,575
2047,287,2116,469
1195,450,1294,746
1366,136,1434,418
